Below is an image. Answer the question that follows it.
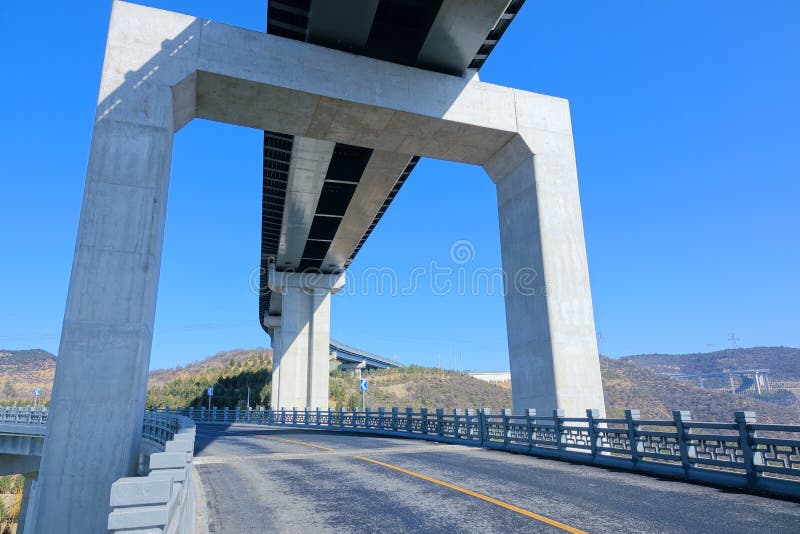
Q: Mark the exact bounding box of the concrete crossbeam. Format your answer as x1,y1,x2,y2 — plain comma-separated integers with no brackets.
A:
0,454,40,477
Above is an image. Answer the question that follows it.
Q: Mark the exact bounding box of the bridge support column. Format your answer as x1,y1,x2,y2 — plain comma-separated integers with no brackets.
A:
17,472,38,534
35,111,174,531
268,269,344,410
485,114,606,418
32,6,198,531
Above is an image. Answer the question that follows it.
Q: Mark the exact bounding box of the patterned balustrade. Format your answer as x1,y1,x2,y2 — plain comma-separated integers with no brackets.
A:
593,417,632,455
634,419,683,464
142,411,180,445
0,405,48,425
751,423,800,480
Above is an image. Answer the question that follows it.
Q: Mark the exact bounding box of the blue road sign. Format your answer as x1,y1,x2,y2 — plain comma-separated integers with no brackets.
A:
34,388,41,397
359,379,368,392
208,387,214,396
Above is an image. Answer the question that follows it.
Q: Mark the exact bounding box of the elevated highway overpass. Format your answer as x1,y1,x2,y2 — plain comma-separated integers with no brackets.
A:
255,0,602,416
329,338,402,371
0,407,47,475
38,0,609,530
0,408,47,534
0,424,44,475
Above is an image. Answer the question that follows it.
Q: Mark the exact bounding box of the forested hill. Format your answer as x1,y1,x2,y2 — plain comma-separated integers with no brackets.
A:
0,349,56,401
146,349,273,408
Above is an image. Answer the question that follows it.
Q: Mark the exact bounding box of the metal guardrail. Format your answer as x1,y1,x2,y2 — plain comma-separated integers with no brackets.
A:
0,406,48,425
153,406,800,499
143,411,181,445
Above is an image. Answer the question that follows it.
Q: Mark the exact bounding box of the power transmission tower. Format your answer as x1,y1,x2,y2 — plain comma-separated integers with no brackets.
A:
728,333,740,349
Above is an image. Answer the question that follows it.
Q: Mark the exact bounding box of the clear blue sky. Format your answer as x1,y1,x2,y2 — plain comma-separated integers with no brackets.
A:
1,1,798,371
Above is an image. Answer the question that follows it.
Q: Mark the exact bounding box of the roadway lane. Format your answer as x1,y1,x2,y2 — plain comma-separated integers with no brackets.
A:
193,424,800,533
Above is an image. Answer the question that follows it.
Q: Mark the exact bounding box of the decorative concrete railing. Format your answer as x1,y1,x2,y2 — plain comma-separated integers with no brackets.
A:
156,405,800,499
143,411,182,445
0,406,48,425
107,413,198,534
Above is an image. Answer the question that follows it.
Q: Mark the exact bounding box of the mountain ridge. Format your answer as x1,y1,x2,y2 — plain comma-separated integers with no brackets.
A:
1,346,798,423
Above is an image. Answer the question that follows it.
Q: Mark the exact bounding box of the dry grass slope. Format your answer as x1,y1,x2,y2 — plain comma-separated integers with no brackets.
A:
620,346,800,379
330,366,512,410
602,356,799,424
0,349,56,403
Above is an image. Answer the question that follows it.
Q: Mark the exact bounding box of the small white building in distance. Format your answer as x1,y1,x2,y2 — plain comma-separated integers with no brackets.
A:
469,372,512,384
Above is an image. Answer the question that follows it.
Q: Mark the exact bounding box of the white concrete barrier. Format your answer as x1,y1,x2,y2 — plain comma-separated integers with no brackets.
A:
108,414,198,534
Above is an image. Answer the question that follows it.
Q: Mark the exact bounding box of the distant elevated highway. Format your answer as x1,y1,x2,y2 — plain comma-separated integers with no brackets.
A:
664,368,772,395
329,338,402,371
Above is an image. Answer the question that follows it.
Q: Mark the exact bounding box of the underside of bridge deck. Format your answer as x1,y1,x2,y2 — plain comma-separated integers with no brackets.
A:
259,0,529,413
259,0,525,312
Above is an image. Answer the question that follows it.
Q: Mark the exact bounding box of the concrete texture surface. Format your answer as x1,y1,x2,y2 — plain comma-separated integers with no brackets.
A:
193,424,800,534
277,137,335,267
487,145,605,417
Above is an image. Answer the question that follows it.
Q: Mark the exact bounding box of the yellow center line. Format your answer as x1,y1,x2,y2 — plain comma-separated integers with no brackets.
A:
255,434,584,533
260,435,334,451
353,455,586,534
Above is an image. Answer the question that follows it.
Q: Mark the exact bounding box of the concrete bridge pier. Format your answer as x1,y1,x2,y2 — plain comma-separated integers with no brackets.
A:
34,87,174,533
267,268,344,410
485,129,606,417
32,5,184,532
17,472,38,534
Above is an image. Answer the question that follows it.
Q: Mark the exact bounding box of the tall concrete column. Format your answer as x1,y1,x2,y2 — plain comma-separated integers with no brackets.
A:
485,97,606,417
33,6,198,531
17,472,38,534
35,98,174,532
268,268,344,409
264,315,282,408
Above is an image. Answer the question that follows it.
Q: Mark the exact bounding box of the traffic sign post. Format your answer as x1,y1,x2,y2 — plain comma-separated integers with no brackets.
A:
359,379,368,410
207,386,214,410
34,388,41,409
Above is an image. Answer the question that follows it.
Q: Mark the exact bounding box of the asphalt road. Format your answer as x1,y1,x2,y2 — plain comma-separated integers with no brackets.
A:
193,424,800,533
